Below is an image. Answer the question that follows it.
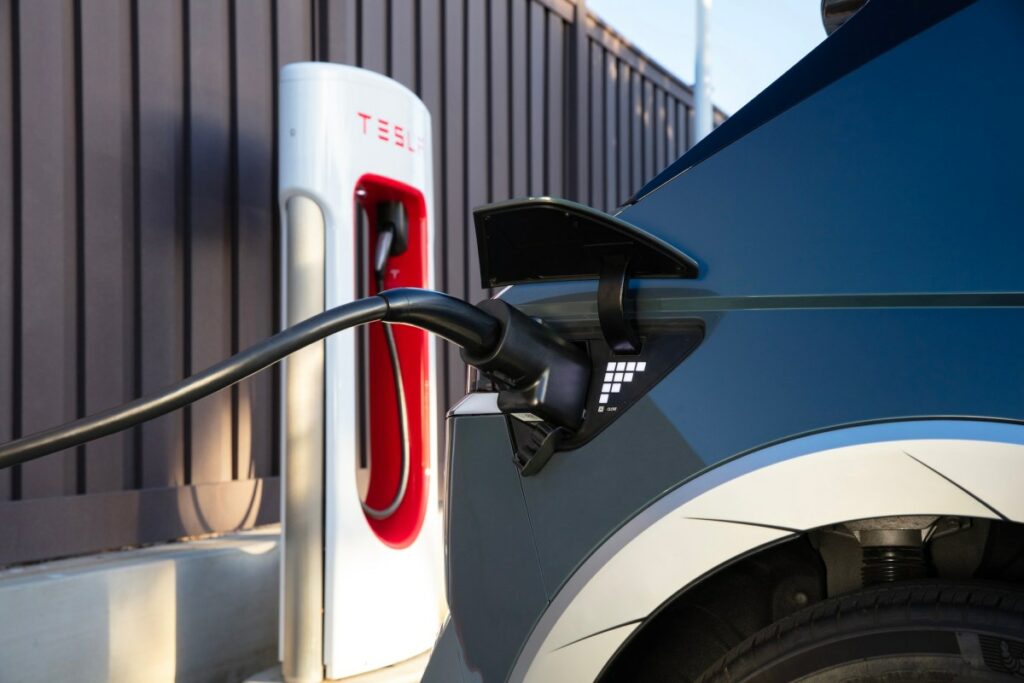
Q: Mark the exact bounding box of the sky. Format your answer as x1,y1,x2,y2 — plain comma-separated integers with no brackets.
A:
588,0,827,115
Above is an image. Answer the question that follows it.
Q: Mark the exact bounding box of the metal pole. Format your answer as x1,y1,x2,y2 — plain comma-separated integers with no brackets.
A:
281,195,325,683
694,0,713,143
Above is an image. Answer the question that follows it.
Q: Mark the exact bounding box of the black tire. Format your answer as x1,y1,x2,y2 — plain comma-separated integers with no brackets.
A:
694,582,1024,682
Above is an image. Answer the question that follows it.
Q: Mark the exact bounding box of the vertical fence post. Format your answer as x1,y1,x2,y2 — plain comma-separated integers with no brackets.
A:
570,0,589,203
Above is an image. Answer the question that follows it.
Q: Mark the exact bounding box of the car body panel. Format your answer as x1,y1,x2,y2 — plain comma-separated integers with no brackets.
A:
444,415,548,681
424,0,1024,680
517,305,1024,597
620,0,1024,299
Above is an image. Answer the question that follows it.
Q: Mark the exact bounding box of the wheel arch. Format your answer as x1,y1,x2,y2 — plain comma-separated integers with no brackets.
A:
510,418,1024,683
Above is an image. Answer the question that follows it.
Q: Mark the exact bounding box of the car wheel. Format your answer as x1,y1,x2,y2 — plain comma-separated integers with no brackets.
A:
694,582,1024,682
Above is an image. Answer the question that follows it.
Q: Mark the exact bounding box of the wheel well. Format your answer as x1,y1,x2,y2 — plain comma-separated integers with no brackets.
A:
598,517,1024,683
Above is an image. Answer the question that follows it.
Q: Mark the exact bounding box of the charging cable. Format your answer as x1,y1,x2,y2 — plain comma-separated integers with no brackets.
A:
0,287,590,473
362,215,410,520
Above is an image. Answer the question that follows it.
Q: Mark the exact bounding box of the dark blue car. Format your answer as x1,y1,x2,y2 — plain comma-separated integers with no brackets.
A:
423,1,1024,680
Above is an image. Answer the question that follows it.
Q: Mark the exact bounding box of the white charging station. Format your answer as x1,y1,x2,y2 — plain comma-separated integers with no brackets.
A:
278,63,443,682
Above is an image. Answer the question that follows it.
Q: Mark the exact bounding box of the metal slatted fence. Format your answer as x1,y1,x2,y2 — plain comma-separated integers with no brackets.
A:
0,0,711,565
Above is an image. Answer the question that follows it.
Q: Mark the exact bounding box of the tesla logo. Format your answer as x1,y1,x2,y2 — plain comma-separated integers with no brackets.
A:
357,112,424,154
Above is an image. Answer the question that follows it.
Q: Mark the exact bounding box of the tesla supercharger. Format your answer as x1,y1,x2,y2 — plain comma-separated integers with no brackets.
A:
278,63,443,682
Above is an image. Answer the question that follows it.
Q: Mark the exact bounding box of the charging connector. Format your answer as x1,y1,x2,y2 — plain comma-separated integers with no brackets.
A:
365,201,413,520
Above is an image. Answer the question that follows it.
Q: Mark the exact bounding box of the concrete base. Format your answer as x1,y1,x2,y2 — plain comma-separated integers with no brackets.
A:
0,526,280,683
247,651,430,683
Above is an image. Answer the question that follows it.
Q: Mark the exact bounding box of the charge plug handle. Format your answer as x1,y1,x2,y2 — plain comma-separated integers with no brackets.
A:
364,200,413,520
375,200,409,272
379,290,591,433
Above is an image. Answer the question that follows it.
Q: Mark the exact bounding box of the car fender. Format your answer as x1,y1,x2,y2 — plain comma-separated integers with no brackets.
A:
509,418,1024,682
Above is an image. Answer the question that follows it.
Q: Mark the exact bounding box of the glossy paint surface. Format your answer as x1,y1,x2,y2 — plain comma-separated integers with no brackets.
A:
624,0,1024,298
426,1,1024,681
444,416,548,681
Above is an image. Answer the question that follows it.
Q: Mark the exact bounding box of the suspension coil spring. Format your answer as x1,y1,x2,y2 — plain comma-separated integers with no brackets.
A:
861,545,928,585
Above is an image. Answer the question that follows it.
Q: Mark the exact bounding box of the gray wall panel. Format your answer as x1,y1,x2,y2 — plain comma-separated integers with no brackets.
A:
604,50,618,212
630,69,642,193
510,0,529,198
360,0,387,72
546,11,565,197
643,78,655,180
325,0,358,65
80,0,135,493
186,0,234,486
528,1,545,195
234,0,276,481
466,0,488,297
443,0,467,407
617,60,630,205
569,2,588,202
391,0,417,90
136,0,187,490
0,0,702,561
588,40,604,210
17,0,78,499
489,0,511,205
276,0,314,66
0,0,14,501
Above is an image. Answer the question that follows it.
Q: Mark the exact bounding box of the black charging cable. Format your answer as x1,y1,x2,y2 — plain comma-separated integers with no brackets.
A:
362,216,411,521
0,289,501,471
0,284,590,476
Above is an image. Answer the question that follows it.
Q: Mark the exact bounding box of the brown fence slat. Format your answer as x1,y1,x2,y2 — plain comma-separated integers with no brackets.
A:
679,100,688,153
466,0,488,298
630,69,642,195
533,0,574,22
391,0,416,90
137,0,186,490
17,0,78,499
643,78,655,182
324,0,357,65
361,0,388,73
80,0,135,493
443,0,467,406
546,11,565,197
663,92,671,169
187,0,233,485
489,0,511,203
588,39,604,210
0,0,14,501
510,0,529,197
235,0,275,481
528,2,545,194
672,97,683,159
277,0,314,66
569,0,588,203
654,87,666,173
616,59,630,206
603,49,618,212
